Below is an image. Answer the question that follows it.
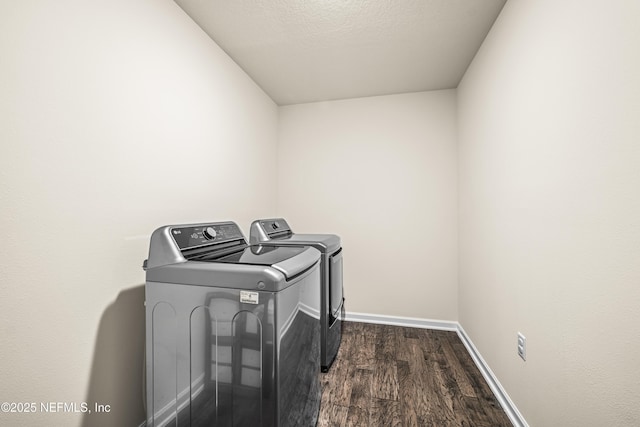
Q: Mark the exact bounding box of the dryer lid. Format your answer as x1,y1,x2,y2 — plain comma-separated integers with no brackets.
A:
271,234,341,253
250,218,341,253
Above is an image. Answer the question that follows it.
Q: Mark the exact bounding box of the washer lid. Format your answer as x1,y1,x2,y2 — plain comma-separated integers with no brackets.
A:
192,245,307,266
186,244,319,281
148,245,320,288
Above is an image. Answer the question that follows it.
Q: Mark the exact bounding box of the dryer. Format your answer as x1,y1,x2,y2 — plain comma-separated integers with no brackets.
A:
143,221,321,427
250,218,344,373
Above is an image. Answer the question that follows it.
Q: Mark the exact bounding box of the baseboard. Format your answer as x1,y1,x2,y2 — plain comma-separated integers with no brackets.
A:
456,324,528,427
344,311,458,331
345,311,528,427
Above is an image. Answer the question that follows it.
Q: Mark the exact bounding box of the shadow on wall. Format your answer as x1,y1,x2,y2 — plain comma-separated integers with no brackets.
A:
82,285,146,427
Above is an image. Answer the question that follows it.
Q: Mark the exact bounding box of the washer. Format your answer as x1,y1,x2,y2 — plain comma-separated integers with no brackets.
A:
250,218,344,373
143,221,321,427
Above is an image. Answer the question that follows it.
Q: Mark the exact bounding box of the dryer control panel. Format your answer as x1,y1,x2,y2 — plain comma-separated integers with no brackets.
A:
260,218,293,238
171,222,245,250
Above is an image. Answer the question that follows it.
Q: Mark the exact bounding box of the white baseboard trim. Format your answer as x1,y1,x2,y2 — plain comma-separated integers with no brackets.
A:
345,311,528,427
344,311,458,331
456,324,528,427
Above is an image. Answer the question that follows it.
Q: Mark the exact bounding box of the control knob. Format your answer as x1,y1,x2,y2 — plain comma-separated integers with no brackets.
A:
203,227,217,240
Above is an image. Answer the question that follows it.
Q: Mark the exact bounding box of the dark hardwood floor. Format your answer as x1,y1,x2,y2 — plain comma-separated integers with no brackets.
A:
318,322,512,427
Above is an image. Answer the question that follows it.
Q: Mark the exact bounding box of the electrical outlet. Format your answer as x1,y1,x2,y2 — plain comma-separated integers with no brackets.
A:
517,332,526,361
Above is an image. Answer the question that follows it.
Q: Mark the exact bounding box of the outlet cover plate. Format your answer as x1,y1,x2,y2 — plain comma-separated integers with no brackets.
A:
517,332,526,361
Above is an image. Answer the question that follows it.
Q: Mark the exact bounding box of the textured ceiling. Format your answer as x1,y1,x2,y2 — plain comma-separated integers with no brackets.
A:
174,0,507,105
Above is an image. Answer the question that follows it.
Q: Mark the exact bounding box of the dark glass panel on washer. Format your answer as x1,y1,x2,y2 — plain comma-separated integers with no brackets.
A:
212,245,307,266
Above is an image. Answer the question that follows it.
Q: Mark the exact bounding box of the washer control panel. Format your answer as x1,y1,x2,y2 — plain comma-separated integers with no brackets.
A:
171,222,244,250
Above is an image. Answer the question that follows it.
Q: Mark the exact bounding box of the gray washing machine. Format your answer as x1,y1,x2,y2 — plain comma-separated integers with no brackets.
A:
250,218,344,373
143,221,321,427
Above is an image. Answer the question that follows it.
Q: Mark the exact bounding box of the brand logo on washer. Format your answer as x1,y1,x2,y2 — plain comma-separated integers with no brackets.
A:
173,230,181,235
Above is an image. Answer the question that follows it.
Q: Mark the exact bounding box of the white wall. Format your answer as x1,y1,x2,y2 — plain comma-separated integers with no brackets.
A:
278,91,458,321
0,1,277,426
458,1,640,425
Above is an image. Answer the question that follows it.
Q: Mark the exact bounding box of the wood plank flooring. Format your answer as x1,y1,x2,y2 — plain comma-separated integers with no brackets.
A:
318,322,512,427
